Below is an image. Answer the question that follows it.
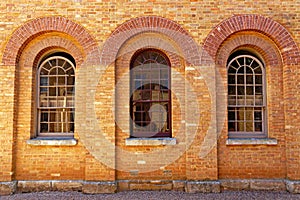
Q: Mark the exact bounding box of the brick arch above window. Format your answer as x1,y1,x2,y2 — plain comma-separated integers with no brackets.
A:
2,16,98,66
203,14,300,65
20,34,84,69
216,31,283,68
100,16,200,66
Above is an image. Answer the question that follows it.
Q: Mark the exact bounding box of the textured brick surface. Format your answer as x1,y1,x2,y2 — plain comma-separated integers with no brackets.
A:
0,0,300,193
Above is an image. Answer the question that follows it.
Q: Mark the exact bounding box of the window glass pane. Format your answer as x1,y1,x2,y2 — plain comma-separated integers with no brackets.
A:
58,76,65,85
40,77,48,85
40,123,48,132
254,67,262,73
228,86,235,95
49,77,56,86
228,66,236,73
237,75,244,84
134,80,142,90
245,107,253,120
237,58,244,66
228,75,235,84
228,110,235,121
160,80,169,89
237,67,244,74
255,86,263,94
237,122,244,131
228,122,236,131
246,75,253,84
255,75,262,84
67,76,75,85
58,59,66,68
227,54,265,135
255,122,262,131
141,90,151,100
228,96,236,105
237,86,245,95
246,86,254,95
160,90,169,101
38,56,75,135
236,96,245,105
246,67,253,74
131,50,170,137
49,87,56,96
237,108,244,120
246,122,253,132
41,112,48,122
42,62,51,71
160,69,168,79
49,67,57,75
246,57,253,66
254,110,262,120
132,90,141,101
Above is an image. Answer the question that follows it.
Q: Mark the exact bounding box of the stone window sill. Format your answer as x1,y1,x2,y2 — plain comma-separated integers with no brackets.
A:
26,137,77,146
226,138,277,146
125,138,176,146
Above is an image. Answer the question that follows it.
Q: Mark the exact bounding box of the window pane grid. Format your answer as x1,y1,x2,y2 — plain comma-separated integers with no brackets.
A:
227,54,265,136
131,50,171,137
38,56,75,136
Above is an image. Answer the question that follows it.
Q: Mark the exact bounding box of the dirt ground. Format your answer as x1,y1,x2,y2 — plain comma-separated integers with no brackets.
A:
1,190,300,200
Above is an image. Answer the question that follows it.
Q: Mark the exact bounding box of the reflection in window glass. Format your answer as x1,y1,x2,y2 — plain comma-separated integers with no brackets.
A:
38,55,75,136
130,49,171,138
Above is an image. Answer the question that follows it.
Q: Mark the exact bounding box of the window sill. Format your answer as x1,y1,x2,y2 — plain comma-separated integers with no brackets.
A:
125,138,176,146
26,137,77,146
226,138,277,146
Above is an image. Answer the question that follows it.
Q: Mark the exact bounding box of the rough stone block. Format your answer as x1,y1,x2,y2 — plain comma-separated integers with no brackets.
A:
52,181,83,191
129,181,173,191
250,180,285,191
117,181,129,191
0,181,16,195
221,179,250,191
173,181,185,191
82,182,116,194
186,181,220,193
17,181,51,193
286,181,300,193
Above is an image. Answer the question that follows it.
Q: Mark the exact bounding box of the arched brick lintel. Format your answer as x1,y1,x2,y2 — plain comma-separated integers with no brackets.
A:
2,16,98,66
203,14,300,65
100,16,200,66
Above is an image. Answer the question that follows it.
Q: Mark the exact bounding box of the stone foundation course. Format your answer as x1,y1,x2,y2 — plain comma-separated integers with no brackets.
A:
1,179,300,195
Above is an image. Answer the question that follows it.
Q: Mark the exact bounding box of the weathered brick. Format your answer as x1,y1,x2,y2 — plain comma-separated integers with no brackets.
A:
0,1,299,195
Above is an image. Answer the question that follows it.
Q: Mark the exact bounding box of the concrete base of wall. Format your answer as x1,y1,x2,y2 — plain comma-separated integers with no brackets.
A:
1,179,300,195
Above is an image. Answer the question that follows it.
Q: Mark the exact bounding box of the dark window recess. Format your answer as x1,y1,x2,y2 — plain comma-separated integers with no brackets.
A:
130,49,171,138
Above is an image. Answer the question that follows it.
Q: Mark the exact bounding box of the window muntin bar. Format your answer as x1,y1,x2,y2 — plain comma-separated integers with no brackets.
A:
130,49,171,138
38,56,75,136
227,54,266,137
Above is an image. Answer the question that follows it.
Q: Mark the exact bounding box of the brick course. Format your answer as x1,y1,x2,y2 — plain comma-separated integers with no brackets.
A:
0,0,300,194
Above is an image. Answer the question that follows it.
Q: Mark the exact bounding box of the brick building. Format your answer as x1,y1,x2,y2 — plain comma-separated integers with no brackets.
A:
1,0,300,195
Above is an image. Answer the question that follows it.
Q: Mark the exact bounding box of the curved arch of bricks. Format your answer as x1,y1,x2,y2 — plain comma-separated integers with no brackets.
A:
216,32,282,67
2,16,98,66
100,16,200,66
203,14,300,65
21,36,84,68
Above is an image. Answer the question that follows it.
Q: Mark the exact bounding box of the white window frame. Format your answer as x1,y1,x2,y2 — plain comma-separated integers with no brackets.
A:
37,55,75,137
227,54,267,138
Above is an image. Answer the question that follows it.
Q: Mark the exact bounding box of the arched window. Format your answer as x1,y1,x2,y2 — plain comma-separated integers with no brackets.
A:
130,49,171,138
227,51,266,138
37,53,75,136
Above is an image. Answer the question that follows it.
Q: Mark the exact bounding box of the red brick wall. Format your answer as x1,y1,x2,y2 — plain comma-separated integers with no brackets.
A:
0,2,300,183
